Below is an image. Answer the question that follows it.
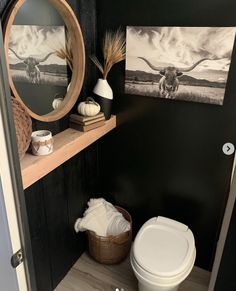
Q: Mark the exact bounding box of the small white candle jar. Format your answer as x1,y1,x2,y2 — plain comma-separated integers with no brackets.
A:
31,130,53,156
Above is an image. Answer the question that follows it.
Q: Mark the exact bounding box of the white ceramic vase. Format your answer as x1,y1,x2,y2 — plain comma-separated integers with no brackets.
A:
93,78,113,120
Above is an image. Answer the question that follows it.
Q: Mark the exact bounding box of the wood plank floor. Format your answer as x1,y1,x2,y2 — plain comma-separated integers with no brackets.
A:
55,252,210,291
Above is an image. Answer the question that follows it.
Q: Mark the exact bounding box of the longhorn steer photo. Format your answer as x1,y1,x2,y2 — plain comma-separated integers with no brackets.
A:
9,48,54,84
138,57,218,99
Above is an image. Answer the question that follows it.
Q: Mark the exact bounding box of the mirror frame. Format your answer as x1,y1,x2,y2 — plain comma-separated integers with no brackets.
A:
4,0,85,122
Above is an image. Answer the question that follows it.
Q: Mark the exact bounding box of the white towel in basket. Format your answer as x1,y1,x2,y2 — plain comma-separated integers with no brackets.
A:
74,198,130,236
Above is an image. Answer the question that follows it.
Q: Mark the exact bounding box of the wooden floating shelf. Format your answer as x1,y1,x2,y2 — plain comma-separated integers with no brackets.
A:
21,115,116,190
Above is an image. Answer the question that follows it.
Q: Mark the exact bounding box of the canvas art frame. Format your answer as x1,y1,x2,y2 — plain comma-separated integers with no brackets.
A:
125,26,236,105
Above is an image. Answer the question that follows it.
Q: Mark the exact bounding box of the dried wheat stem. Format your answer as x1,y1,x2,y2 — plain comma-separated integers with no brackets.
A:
91,28,126,79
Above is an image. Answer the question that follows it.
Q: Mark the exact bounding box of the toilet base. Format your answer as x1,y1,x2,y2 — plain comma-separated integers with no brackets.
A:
138,282,179,291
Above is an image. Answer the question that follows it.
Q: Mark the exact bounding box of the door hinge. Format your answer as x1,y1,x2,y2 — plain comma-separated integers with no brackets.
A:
11,249,24,268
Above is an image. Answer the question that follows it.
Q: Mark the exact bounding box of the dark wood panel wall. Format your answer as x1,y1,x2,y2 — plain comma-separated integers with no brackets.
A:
25,142,99,290
25,0,98,289
96,0,236,271
1,1,98,290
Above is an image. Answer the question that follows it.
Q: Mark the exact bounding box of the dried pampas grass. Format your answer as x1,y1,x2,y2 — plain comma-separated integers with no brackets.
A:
91,29,126,79
54,33,73,70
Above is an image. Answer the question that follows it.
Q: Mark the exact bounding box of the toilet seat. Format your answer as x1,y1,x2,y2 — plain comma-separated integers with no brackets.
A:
131,247,196,287
131,216,196,287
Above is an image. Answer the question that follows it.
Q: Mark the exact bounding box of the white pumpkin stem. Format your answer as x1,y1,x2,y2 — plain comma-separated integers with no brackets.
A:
54,93,64,100
85,97,99,107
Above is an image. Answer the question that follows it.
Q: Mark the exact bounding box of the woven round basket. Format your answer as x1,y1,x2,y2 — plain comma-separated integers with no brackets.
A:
11,98,32,160
87,206,132,264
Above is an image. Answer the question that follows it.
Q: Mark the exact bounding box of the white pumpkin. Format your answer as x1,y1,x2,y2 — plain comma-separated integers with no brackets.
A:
52,97,64,110
77,97,101,116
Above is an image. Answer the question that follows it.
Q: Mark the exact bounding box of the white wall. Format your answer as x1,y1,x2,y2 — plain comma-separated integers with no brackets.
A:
0,178,19,291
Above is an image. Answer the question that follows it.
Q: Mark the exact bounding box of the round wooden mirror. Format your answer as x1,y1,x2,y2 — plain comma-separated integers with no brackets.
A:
4,0,85,122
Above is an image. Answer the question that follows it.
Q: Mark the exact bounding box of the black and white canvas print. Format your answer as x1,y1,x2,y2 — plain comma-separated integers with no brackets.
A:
125,26,236,105
9,25,69,86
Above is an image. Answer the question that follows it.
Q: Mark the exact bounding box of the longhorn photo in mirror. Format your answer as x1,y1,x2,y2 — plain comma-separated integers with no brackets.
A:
125,26,236,105
7,24,71,116
9,25,69,86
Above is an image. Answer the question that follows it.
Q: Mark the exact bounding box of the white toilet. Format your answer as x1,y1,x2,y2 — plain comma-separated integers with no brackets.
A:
130,216,196,291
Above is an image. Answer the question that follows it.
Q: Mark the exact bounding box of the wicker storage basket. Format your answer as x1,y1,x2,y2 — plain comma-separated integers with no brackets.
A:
11,98,32,160
87,206,132,264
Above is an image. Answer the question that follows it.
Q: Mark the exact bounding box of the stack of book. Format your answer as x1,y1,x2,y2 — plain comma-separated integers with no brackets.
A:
69,112,105,132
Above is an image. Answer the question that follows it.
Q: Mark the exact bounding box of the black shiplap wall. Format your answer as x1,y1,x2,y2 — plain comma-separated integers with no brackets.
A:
26,1,98,289
25,142,99,290
1,1,98,290
96,0,236,271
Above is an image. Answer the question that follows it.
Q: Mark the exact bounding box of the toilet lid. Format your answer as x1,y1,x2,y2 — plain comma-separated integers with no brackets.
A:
133,217,195,278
